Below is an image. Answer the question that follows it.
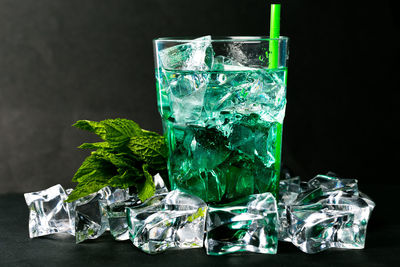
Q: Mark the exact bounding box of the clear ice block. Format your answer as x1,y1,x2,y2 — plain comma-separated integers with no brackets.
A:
279,176,302,205
288,194,374,253
211,55,256,71
205,192,278,255
100,174,169,241
153,173,169,194
74,186,130,243
278,177,302,242
100,198,141,241
168,72,208,123
307,174,359,195
126,190,207,254
24,184,74,238
278,174,375,253
159,36,214,71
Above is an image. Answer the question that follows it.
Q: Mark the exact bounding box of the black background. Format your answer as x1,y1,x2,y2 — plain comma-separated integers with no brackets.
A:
0,0,398,193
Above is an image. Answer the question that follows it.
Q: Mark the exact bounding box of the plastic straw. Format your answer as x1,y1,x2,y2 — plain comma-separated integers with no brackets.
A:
268,4,283,184
269,4,280,69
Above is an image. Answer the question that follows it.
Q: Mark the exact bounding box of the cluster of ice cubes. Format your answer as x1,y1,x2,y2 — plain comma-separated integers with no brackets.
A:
278,172,375,253
157,36,287,125
24,174,167,243
24,176,279,255
24,172,375,255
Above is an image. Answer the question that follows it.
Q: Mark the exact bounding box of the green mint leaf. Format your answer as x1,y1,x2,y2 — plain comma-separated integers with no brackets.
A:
69,118,168,202
72,154,106,182
102,118,143,148
78,142,111,150
142,129,162,136
93,150,143,176
92,150,132,168
73,120,107,140
72,152,117,183
108,170,142,188
128,135,167,166
66,178,108,202
137,164,155,201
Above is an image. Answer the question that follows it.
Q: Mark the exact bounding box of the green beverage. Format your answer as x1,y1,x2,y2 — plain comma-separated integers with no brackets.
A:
154,36,288,203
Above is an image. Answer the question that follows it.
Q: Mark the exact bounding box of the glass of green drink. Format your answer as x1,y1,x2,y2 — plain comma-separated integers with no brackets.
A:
153,36,289,203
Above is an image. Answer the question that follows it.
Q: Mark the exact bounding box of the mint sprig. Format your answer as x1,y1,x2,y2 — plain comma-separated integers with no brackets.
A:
66,118,168,203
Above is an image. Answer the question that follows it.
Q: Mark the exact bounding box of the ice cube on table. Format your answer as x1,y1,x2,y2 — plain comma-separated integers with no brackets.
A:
100,198,141,241
205,192,278,255
153,173,169,194
99,174,169,241
277,174,375,253
159,36,214,71
278,177,303,242
288,194,374,253
307,174,359,195
74,186,130,243
126,190,207,254
360,192,376,212
24,184,75,238
279,176,302,205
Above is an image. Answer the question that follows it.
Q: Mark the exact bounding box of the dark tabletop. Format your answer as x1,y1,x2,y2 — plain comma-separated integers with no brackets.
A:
1,184,399,267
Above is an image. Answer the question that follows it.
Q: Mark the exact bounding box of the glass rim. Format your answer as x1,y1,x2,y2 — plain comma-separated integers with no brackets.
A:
153,36,289,43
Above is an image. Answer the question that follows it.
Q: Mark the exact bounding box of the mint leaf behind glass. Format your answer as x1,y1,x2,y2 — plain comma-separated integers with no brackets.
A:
73,120,107,140
68,154,118,201
78,142,111,150
128,135,168,166
108,170,142,188
72,154,115,182
66,118,168,203
102,119,143,148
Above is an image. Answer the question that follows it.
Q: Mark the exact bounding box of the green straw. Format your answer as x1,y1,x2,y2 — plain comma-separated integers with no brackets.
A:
268,4,281,69
269,4,283,186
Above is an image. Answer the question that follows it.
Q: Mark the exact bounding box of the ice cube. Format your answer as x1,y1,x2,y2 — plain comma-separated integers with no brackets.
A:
24,184,75,238
159,36,214,71
182,126,230,170
226,114,277,168
294,187,325,205
99,174,169,241
278,174,375,253
74,186,130,243
169,126,230,202
288,194,374,253
203,72,256,114
360,192,376,212
307,174,359,195
205,192,278,255
279,177,302,205
154,173,169,194
278,177,303,242
100,198,141,241
168,72,208,124
212,55,257,71
246,70,286,123
126,190,207,254
225,42,262,67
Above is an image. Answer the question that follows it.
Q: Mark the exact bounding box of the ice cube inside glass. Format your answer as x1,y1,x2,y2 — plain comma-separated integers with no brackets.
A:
153,36,289,203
